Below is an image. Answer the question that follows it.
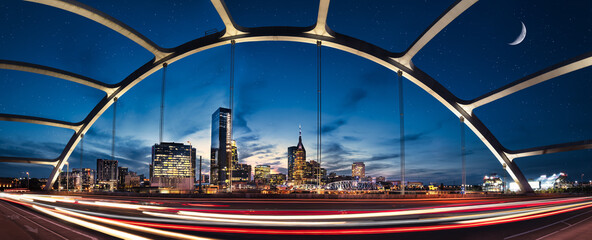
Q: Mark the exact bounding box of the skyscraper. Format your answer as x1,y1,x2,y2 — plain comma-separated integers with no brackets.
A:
352,162,365,179
211,107,232,188
287,146,297,181
151,142,195,191
293,127,306,185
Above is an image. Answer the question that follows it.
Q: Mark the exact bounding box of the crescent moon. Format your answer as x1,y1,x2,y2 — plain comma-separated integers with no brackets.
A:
508,21,527,46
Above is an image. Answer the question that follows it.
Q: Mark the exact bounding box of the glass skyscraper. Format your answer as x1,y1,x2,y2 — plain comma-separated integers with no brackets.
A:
211,107,232,188
287,146,297,181
151,142,196,191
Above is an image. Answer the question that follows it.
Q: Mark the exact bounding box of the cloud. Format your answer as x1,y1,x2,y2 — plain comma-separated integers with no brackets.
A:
341,88,367,111
342,136,361,141
321,119,347,134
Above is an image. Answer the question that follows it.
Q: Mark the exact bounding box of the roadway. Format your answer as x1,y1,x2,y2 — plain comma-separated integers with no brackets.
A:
1,193,592,239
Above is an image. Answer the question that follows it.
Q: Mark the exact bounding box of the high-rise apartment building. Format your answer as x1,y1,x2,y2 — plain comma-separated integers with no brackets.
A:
96,159,118,182
151,142,196,191
211,107,232,188
352,162,365,179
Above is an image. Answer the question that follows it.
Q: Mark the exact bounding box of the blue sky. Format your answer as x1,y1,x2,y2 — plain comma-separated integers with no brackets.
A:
0,0,591,184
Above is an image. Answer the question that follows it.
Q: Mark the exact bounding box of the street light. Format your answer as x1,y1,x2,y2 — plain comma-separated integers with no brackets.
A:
26,172,29,190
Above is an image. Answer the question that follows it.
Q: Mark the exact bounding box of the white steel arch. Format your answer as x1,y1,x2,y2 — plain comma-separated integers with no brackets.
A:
1,0,591,193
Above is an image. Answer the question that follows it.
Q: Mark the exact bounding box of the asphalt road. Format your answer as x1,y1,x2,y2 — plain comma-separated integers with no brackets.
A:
1,193,592,240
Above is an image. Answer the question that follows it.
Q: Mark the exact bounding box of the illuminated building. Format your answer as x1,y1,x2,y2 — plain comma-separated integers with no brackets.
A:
509,172,570,192
254,165,271,184
96,159,118,182
352,162,365,179
304,160,326,184
0,178,18,190
151,142,196,191
287,146,297,181
124,172,141,189
211,107,232,188
293,127,306,185
117,167,128,190
270,173,287,185
483,174,504,192
232,163,251,184
72,168,95,190
97,159,118,190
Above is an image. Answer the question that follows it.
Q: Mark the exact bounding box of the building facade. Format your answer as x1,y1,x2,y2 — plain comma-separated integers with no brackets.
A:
352,162,365,179
211,107,232,188
254,165,271,184
287,146,297,181
232,163,251,184
96,159,118,182
270,173,287,185
151,142,196,191
117,167,128,190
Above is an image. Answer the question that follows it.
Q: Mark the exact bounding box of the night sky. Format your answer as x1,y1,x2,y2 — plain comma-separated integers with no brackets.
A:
0,0,591,185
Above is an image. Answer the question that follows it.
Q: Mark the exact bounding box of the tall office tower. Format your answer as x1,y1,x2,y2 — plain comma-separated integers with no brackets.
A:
293,127,306,185
117,167,128,189
254,165,271,184
96,159,118,182
352,162,366,179
211,107,232,188
287,146,297,181
151,142,196,191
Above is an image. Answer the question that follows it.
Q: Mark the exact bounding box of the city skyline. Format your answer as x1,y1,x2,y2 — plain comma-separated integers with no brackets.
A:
0,0,591,186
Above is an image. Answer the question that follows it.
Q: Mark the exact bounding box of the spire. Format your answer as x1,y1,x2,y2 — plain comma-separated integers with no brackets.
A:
297,125,305,150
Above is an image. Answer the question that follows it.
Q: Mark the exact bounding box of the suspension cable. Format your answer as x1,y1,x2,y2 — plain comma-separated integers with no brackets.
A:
80,133,84,171
229,40,235,192
159,63,168,143
112,97,117,161
398,70,405,195
317,40,322,186
461,117,466,194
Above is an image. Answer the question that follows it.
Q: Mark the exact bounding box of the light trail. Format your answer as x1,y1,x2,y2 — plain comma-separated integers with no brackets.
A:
32,205,151,240
2,193,592,237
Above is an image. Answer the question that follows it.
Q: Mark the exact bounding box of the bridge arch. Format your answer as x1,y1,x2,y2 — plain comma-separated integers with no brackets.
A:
2,0,591,193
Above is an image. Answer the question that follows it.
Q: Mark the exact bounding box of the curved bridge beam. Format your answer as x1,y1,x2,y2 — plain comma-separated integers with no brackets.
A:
393,0,478,68
0,60,116,95
0,113,81,131
463,51,592,112
507,140,592,160
0,156,57,166
25,0,170,60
